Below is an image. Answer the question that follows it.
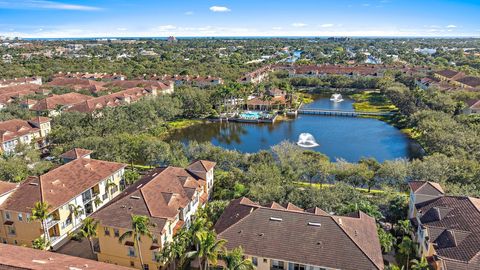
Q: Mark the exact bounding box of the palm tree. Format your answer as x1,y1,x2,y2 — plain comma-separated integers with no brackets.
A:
398,236,415,270
30,201,51,243
119,215,155,269
32,236,50,250
69,204,84,228
410,257,429,270
187,230,227,270
221,247,255,270
75,217,99,255
395,220,412,237
157,228,189,270
105,179,118,200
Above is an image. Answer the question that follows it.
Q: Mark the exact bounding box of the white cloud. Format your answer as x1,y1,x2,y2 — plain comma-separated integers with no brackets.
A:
292,22,307,27
446,25,457,28
157,25,177,31
184,11,194,15
272,27,283,30
209,6,231,12
116,28,127,31
320,24,334,28
0,0,101,11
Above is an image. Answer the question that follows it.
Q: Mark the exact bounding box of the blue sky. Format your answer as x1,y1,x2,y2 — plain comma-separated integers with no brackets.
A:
0,0,479,38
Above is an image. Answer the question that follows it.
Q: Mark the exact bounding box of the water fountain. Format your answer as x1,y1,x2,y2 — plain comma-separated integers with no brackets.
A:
297,133,319,148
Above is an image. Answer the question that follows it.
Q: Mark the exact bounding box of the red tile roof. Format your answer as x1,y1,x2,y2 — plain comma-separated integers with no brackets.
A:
59,148,93,160
0,243,133,270
0,118,49,143
1,158,126,212
31,93,93,111
0,181,17,196
408,181,445,194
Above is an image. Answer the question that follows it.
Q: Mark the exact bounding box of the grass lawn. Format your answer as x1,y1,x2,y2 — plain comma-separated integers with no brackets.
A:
295,181,387,194
168,119,203,130
350,91,398,113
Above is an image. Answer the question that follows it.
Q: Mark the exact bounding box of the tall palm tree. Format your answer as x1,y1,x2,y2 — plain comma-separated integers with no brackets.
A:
119,215,155,269
76,217,99,255
187,230,227,270
30,201,51,243
105,179,118,200
69,204,84,228
398,236,415,270
157,229,188,270
221,247,255,270
410,257,429,270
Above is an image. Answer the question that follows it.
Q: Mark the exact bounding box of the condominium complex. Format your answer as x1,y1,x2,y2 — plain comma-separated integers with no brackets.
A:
93,160,215,270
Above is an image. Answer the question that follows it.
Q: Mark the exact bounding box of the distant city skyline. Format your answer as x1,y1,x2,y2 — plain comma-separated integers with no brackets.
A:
0,0,479,38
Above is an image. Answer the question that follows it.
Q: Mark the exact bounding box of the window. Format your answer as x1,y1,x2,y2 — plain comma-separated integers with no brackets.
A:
271,260,285,270
26,213,31,221
152,251,159,262
104,227,110,236
128,247,136,257
130,261,135,267
5,212,11,220
102,193,108,201
252,257,258,266
14,240,18,245
17,213,23,222
7,226,16,236
114,229,120,237
143,264,149,270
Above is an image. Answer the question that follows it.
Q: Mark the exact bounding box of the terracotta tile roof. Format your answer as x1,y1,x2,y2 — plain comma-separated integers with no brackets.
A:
0,118,48,143
31,92,93,111
246,96,287,106
0,243,133,270
0,77,41,87
67,87,156,113
215,198,384,270
466,99,480,109
93,161,213,231
0,181,17,196
1,158,126,212
47,77,108,92
435,70,464,79
59,148,93,160
186,160,216,179
108,80,173,91
408,181,445,195
456,76,480,88
415,195,480,267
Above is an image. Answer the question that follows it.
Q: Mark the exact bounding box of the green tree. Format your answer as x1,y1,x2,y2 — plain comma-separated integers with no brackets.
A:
187,230,227,270
377,227,395,253
32,236,50,250
68,204,84,228
398,236,416,270
410,257,429,270
75,217,99,255
30,202,51,244
119,215,156,268
221,246,255,270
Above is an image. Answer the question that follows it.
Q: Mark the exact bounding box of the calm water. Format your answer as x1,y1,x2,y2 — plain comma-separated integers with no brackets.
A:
169,97,417,162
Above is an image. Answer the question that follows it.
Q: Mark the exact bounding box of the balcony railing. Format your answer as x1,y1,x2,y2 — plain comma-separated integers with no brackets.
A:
45,216,60,228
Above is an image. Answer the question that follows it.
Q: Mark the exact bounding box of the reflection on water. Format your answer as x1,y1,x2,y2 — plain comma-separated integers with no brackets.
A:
168,98,418,162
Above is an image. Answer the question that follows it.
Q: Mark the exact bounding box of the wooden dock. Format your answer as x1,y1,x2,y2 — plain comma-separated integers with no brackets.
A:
297,109,395,117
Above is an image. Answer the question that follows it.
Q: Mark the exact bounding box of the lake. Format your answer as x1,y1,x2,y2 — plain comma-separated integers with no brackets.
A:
169,97,418,162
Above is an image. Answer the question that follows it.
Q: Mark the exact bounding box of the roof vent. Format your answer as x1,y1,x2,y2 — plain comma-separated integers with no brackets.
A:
130,196,141,200
29,182,39,186
308,222,322,227
269,217,283,222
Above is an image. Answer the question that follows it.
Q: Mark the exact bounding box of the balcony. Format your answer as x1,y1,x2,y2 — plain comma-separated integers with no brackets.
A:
46,214,60,228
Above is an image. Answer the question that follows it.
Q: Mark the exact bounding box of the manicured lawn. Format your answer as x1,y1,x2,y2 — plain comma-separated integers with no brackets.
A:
295,181,388,195
350,91,398,113
168,119,203,129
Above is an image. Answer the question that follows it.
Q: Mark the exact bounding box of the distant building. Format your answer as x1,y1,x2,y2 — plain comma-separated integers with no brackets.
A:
0,77,42,88
167,36,178,42
0,150,126,249
433,70,480,90
0,117,51,154
31,92,94,116
408,181,480,270
463,99,480,115
215,197,384,270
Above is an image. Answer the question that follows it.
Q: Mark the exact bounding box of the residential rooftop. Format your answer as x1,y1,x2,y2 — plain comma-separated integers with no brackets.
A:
215,197,384,270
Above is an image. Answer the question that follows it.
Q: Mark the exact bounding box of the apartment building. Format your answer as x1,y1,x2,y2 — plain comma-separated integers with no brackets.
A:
0,150,126,249
0,77,42,88
0,117,51,154
408,181,480,269
30,92,94,116
93,160,215,270
433,69,480,90
215,197,384,270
